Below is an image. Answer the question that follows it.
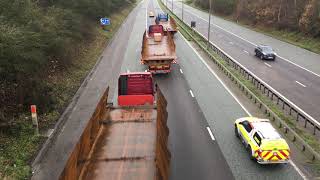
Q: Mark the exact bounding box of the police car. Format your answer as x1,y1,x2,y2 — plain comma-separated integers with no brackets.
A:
235,117,290,164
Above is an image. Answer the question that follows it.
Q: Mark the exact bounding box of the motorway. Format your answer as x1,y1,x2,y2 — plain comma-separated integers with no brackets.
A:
163,0,320,124
31,0,307,179
111,0,305,179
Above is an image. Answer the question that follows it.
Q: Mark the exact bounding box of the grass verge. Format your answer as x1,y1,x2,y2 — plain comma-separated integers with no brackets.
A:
184,2,320,55
159,0,320,171
0,2,138,179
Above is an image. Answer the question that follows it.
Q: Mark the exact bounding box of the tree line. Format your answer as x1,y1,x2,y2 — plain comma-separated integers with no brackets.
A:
0,0,135,126
192,0,320,36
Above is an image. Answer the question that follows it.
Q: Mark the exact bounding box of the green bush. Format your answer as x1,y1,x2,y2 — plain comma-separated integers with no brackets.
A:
0,0,135,125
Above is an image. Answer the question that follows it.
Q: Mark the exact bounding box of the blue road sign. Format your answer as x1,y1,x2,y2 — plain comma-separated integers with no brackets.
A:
100,18,110,26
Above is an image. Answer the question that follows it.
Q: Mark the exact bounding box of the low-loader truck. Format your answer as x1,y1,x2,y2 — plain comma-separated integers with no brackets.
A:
141,25,177,74
32,72,170,180
155,13,178,35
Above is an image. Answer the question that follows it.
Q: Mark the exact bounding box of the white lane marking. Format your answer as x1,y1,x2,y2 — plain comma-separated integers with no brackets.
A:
189,90,194,97
180,31,308,180
229,42,234,45
127,69,130,73
295,81,306,88
243,50,249,54
176,4,320,79
145,70,148,72
289,160,308,180
180,68,183,74
206,127,215,141
171,4,308,179
180,33,252,116
264,62,272,68
184,18,320,128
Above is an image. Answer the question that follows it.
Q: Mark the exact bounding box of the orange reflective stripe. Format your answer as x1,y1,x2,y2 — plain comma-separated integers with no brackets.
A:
267,155,275,160
279,150,289,159
263,151,271,158
275,154,282,160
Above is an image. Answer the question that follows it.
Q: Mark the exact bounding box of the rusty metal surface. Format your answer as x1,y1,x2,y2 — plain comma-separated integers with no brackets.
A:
82,108,158,180
159,18,177,33
57,89,169,180
141,31,176,63
31,4,142,179
79,89,170,180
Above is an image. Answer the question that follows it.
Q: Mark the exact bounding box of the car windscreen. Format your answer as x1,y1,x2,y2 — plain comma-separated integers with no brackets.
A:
261,46,273,53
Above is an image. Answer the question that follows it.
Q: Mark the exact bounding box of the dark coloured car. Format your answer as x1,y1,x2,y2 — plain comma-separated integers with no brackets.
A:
254,45,276,60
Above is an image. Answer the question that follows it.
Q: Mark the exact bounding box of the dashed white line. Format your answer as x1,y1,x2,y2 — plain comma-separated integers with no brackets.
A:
264,62,272,68
177,4,320,79
180,33,252,116
295,81,306,88
127,69,130,73
206,127,215,141
229,42,234,45
180,68,183,74
243,50,249,54
189,90,194,97
169,4,307,179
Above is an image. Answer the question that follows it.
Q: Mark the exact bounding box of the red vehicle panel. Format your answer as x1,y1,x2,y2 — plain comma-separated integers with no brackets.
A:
118,72,154,106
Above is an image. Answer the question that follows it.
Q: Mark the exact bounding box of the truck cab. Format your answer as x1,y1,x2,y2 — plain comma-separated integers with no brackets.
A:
118,72,155,106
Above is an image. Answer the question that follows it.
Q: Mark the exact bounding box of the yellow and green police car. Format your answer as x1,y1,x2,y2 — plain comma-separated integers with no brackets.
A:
235,117,290,164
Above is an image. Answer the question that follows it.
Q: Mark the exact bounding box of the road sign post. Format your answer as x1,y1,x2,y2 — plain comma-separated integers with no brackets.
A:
31,105,39,135
100,18,111,31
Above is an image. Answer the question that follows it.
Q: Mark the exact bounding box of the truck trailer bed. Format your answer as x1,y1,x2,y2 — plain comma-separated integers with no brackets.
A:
158,19,177,34
53,88,170,180
82,107,158,179
141,32,176,63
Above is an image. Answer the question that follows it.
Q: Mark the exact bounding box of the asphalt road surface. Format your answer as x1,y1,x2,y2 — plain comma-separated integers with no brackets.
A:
164,0,320,125
112,0,305,179
32,1,306,179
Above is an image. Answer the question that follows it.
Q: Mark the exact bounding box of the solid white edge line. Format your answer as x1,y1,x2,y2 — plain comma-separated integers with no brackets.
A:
179,32,252,116
181,30,309,180
175,3,320,79
289,160,308,180
295,81,307,88
189,90,194,97
175,8,308,180
180,68,183,74
184,14,320,128
206,127,215,141
167,2,308,179
264,62,272,68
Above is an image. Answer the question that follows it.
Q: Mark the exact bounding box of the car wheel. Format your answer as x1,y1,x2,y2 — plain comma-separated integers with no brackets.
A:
260,55,264,60
235,124,239,138
247,146,255,160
